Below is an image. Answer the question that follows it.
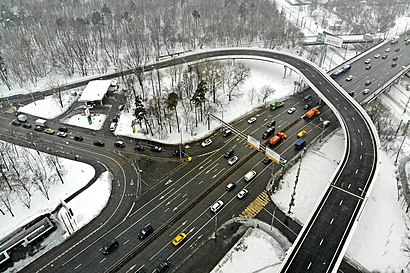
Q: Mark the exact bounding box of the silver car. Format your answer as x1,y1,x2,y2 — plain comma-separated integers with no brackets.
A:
227,155,239,166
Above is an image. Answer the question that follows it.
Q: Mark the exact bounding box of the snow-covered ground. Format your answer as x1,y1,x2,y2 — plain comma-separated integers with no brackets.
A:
1,2,410,273
0,144,95,239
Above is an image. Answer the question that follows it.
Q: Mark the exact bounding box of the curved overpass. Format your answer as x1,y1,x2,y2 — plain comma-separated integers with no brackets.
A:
146,48,380,272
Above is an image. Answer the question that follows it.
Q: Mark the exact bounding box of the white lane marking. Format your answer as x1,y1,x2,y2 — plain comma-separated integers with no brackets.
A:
339,200,343,206
330,218,334,225
75,264,82,269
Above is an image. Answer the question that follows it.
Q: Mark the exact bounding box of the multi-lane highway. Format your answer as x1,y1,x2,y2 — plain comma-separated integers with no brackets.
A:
2,33,409,273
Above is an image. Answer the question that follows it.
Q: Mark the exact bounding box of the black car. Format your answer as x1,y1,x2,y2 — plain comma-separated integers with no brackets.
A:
172,149,185,157
22,123,32,129
382,54,388,59
94,140,105,147
135,143,145,151
303,104,310,110
151,146,162,152
365,80,371,86
58,126,68,132
74,135,83,141
222,129,232,137
267,120,276,127
11,120,21,126
101,239,119,255
303,94,312,101
262,157,272,165
391,62,397,67
153,261,171,273
393,56,398,61
112,115,119,123
262,127,275,139
34,126,43,132
365,65,371,70
395,48,400,52
138,224,154,240
224,149,234,158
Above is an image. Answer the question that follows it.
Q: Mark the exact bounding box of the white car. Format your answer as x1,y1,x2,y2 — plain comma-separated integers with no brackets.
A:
287,107,296,114
363,88,370,95
56,132,67,138
385,47,390,52
364,58,371,64
227,155,239,166
237,189,249,199
345,75,354,81
210,200,224,213
247,117,256,124
374,54,380,58
109,122,117,132
201,138,212,147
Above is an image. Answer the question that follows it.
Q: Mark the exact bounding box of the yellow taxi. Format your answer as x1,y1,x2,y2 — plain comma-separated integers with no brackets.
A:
44,128,55,134
297,130,307,138
172,232,187,246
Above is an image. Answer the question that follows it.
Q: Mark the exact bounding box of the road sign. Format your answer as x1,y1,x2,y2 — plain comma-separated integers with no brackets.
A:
265,148,281,164
247,135,260,151
324,34,343,48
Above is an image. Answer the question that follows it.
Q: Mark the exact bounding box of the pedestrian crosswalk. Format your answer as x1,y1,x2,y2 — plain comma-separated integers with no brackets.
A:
240,190,270,218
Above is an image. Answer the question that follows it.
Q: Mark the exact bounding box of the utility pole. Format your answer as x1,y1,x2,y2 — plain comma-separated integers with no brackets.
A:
395,123,409,165
288,150,304,214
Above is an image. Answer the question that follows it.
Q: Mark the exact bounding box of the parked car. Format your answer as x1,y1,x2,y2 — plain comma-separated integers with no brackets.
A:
44,128,55,134
94,140,105,147
226,182,236,191
151,146,162,152
22,123,32,129
237,189,249,199
58,126,68,132
56,132,67,138
101,239,119,255
138,224,154,240
201,139,212,147
74,135,83,141
227,155,239,166
34,126,43,132
172,232,187,246
287,107,296,114
11,120,21,126
222,129,232,137
114,141,125,148
247,117,256,124
210,200,224,213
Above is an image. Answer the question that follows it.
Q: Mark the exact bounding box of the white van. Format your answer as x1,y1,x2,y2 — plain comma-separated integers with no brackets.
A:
244,170,257,182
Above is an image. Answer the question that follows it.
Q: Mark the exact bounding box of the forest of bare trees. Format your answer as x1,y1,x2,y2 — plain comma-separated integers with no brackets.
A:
0,0,304,90
0,142,66,217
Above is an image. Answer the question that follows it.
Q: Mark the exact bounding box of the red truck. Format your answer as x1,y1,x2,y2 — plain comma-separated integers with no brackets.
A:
304,108,320,119
269,132,287,146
